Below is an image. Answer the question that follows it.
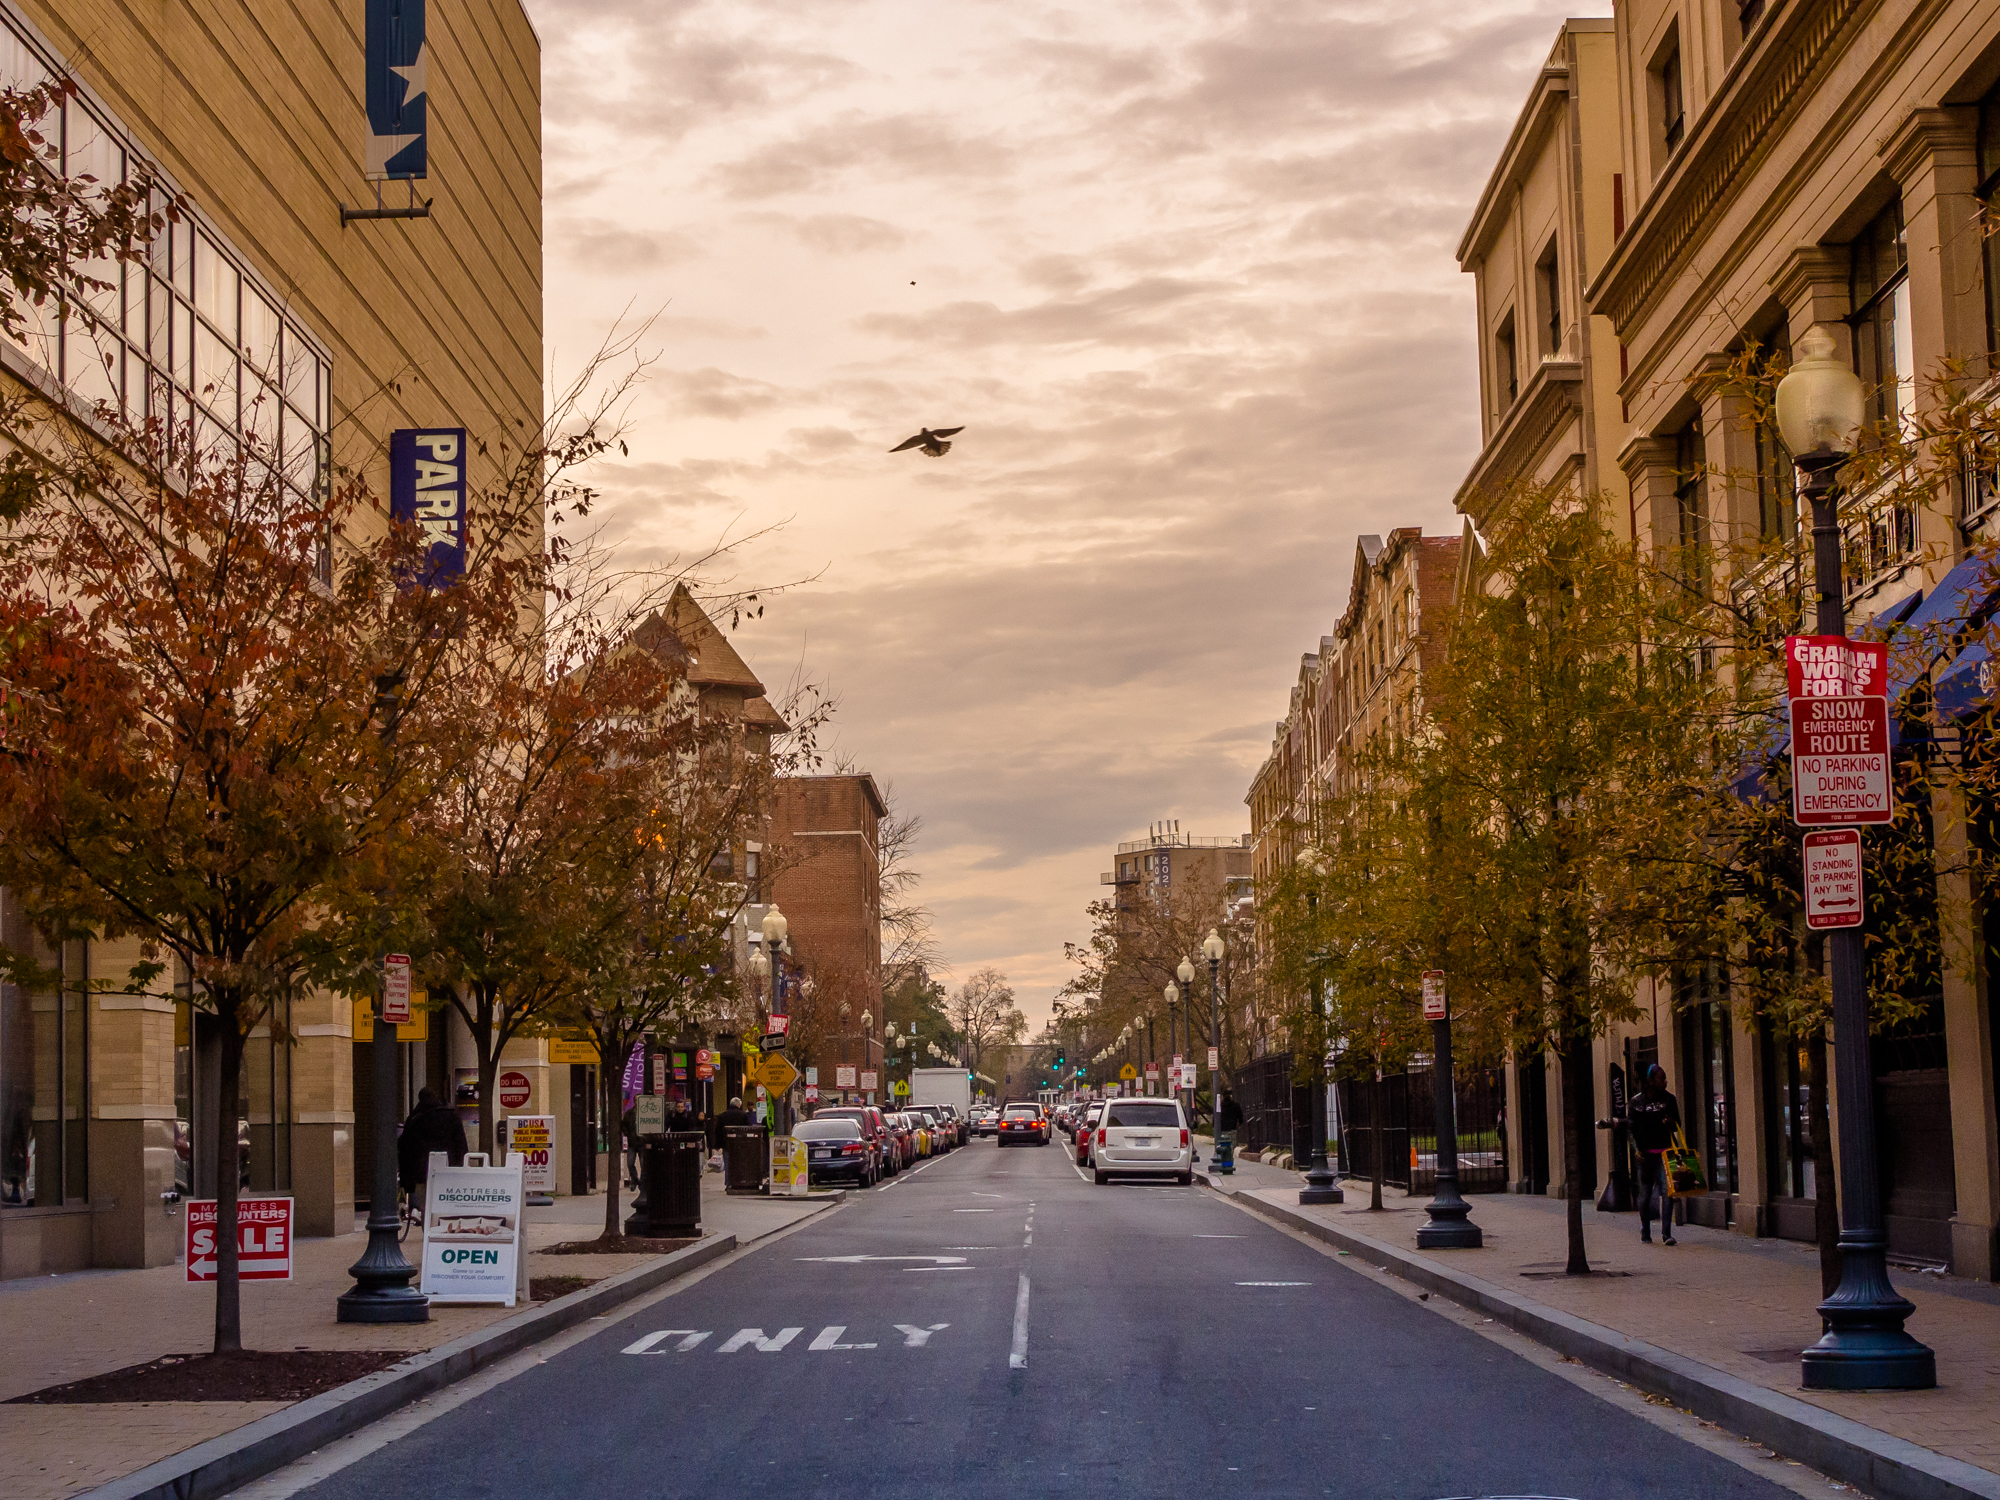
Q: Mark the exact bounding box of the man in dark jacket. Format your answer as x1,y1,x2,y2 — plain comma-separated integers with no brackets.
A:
397,1088,468,1199
1627,1065,1682,1245
716,1096,756,1131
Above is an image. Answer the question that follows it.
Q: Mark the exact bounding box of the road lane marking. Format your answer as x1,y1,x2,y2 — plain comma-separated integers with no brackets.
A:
904,1265,974,1271
809,1326,877,1351
1009,1274,1030,1370
1235,1281,1311,1287
893,1323,950,1347
796,1255,967,1265
1195,1234,1242,1238
621,1330,710,1354
718,1327,803,1353
952,1208,994,1213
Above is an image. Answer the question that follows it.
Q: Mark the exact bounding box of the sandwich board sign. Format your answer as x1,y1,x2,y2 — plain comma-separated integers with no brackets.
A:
505,1114,557,1195
1803,829,1865,930
185,1196,293,1282
420,1153,526,1305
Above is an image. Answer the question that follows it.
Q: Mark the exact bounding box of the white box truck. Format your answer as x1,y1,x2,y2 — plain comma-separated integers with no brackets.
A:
910,1067,972,1116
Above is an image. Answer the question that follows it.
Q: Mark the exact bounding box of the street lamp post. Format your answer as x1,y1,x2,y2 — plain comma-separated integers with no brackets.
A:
1775,328,1934,1391
1300,962,1341,1205
1204,928,1227,1172
1176,956,1195,1113
338,672,426,1324
762,906,791,1135
1416,973,1480,1249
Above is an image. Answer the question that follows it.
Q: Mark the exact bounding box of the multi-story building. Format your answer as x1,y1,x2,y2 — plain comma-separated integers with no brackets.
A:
0,0,544,1276
1453,0,2000,1280
769,774,888,1106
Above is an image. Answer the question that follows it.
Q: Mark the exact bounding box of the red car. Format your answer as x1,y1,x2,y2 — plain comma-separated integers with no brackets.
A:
997,1101,1049,1145
810,1105,897,1178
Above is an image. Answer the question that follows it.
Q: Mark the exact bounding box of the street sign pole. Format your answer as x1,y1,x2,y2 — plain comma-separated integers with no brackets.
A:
1415,972,1479,1248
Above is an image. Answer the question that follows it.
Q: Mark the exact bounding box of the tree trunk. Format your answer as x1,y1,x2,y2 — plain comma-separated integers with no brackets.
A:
1369,1068,1384,1211
1561,1034,1589,1276
213,1010,245,1353
601,1034,626,1242
1806,1027,1839,1300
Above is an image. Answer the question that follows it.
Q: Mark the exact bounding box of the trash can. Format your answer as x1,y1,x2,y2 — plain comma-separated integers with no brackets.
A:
625,1132,705,1237
723,1125,770,1195
1214,1131,1236,1175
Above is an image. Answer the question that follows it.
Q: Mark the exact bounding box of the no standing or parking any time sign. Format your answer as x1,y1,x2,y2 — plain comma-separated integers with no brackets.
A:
1802,830,1865,929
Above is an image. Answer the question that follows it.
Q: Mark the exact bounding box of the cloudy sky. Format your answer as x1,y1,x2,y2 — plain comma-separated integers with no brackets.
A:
526,0,1581,1023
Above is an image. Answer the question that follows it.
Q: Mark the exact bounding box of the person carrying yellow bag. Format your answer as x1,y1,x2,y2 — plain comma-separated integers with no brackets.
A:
1626,1065,1683,1245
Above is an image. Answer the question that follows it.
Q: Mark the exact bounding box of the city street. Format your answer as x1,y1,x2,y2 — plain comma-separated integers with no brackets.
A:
275,1143,1826,1500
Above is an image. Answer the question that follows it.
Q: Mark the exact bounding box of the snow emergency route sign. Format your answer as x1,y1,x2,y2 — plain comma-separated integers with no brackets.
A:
185,1196,293,1282
1802,830,1865,929
1785,635,1892,827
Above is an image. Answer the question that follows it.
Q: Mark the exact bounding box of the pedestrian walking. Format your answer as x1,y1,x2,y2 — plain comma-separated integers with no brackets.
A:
620,1104,641,1187
397,1088,468,1215
1628,1064,1681,1245
716,1096,755,1131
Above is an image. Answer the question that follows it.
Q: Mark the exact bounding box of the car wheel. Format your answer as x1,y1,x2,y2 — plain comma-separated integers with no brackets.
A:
1177,1171,1193,1186
1093,1170,1108,1185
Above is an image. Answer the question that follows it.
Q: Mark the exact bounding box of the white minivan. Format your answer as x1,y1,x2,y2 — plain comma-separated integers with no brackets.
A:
1091,1097,1193,1185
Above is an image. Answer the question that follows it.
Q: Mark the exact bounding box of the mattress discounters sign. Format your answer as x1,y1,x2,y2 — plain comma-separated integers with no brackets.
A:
420,1156,525,1305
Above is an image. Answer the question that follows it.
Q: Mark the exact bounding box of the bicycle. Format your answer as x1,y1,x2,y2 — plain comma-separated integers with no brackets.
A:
398,1181,425,1242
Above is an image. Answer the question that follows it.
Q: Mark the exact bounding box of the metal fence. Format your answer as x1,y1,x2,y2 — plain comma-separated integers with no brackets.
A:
1339,1063,1508,1193
1233,1052,1294,1155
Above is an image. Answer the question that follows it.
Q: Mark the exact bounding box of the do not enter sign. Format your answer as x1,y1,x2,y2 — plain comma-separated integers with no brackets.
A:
497,1070,532,1110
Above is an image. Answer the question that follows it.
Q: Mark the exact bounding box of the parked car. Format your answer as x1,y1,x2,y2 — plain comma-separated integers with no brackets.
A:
1092,1097,1192,1185
997,1101,1049,1146
895,1110,929,1158
797,1118,876,1187
880,1111,914,1169
810,1105,894,1179
912,1104,954,1150
1073,1100,1104,1165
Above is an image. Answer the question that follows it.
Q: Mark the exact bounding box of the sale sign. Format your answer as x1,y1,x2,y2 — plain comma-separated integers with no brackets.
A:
1785,636,1888,699
1790,696,1892,824
1803,830,1865,929
185,1196,293,1282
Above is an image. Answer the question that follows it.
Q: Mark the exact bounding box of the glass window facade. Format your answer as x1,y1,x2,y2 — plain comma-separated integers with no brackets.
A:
1,14,332,520
0,894,87,1210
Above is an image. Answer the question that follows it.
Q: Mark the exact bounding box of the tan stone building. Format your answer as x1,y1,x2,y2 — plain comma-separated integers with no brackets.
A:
0,0,544,1276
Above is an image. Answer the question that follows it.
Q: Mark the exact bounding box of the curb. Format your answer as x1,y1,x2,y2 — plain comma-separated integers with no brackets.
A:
1206,1177,2000,1500
81,1232,743,1500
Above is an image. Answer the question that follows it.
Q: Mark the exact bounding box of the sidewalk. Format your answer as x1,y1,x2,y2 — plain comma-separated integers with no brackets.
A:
1198,1142,2000,1492
1,1174,829,1500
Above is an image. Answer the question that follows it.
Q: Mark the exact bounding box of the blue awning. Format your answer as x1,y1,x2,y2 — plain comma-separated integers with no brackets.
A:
1890,556,2000,725
1729,711,1788,803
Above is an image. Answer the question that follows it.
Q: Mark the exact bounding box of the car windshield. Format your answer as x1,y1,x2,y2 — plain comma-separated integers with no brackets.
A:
1104,1102,1180,1129
796,1121,860,1140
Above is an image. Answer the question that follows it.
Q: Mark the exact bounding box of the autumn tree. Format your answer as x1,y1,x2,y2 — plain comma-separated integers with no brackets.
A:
948,966,1027,1082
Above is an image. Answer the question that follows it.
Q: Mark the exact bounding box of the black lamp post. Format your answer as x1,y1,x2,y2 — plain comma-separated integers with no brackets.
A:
1204,928,1227,1170
1415,971,1480,1248
1300,964,1342,1205
762,906,791,1134
338,672,427,1324
1775,326,1934,1391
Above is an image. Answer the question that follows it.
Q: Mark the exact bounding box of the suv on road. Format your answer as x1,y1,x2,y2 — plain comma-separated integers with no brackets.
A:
998,1101,1049,1146
1092,1097,1192,1185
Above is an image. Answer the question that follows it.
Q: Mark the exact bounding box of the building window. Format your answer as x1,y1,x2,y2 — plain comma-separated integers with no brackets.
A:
1,895,88,1209
1674,416,1706,564
1658,31,1686,155
1537,242,1562,357
1752,328,1795,542
744,849,761,905
1738,0,1767,36
1848,199,1918,581
1495,310,1518,412
1978,81,2000,368
0,17,332,541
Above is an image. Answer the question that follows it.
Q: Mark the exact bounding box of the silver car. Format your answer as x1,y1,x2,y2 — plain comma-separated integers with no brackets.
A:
1091,1097,1192,1185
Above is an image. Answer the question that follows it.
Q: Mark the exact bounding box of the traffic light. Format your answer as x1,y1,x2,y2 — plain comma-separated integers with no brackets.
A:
1056,1051,1064,1068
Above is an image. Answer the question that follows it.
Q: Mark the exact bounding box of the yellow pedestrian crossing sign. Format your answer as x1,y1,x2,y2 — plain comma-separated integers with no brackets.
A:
1119,1064,1137,1080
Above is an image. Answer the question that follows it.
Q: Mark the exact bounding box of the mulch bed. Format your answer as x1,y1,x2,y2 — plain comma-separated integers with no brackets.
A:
8,1349,407,1404
543,1234,697,1256
529,1275,602,1302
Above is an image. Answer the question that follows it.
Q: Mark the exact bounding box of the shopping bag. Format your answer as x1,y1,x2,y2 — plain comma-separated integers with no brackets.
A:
1663,1127,1706,1196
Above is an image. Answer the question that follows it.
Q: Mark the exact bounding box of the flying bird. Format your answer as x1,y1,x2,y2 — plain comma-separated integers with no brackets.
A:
889,426,963,457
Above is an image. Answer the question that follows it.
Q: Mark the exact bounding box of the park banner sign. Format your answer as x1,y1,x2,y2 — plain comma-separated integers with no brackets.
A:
366,0,428,180
389,428,467,587
1785,635,1891,827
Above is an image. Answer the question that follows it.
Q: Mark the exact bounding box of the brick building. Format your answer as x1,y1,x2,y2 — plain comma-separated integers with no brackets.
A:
769,775,887,1106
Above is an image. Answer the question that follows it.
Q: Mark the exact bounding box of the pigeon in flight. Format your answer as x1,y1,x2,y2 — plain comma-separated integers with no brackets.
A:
889,426,963,457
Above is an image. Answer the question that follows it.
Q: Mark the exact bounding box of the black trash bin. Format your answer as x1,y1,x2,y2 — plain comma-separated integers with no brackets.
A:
626,1131,705,1237
723,1125,770,1195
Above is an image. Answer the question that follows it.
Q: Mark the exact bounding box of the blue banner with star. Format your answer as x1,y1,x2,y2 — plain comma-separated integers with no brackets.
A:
366,0,427,181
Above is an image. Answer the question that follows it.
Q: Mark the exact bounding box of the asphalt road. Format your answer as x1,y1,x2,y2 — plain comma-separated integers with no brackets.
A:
293,1135,1815,1500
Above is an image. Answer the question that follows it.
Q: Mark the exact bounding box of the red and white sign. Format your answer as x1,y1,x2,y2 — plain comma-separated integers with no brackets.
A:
1803,830,1865,929
859,1070,878,1092
1786,636,1888,700
803,1085,819,1102
497,1070,532,1110
765,1013,790,1037
695,1048,716,1081
1421,970,1447,1021
1145,1064,1159,1079
185,1196,293,1282
382,955,412,1025
651,1056,666,1094
1790,697,1892,825
835,1065,857,1089
1207,1046,1220,1071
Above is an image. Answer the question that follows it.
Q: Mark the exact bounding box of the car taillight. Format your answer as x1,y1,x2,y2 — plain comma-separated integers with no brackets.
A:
844,1143,864,1156
1181,1129,1190,1147
1097,1128,1106,1145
